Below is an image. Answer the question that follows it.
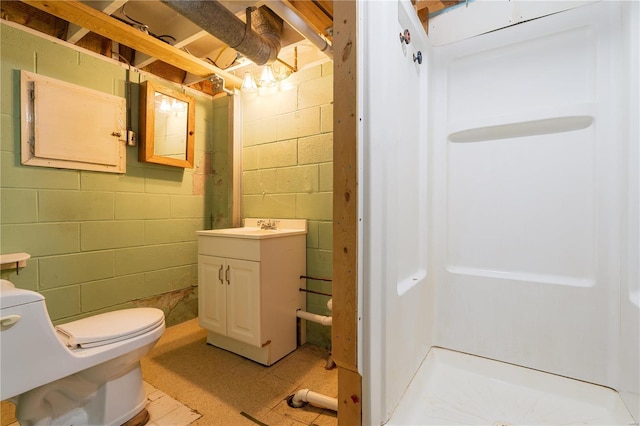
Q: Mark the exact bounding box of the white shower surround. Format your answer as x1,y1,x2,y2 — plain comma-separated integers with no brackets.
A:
360,1,639,425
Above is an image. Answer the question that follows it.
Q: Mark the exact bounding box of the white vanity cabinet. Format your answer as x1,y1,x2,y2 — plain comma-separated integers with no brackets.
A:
198,256,261,346
197,219,307,366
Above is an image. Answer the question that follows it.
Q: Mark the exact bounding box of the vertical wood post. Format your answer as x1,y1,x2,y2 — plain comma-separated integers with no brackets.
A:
332,1,362,425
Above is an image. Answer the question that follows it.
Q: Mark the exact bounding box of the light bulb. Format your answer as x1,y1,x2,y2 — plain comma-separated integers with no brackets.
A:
241,71,257,93
258,65,276,88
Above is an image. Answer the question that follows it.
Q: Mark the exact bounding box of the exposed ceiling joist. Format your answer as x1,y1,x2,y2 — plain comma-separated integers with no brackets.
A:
21,0,242,89
66,0,126,44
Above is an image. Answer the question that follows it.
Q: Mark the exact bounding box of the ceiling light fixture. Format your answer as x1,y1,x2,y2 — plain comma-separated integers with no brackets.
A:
241,71,257,92
258,65,277,88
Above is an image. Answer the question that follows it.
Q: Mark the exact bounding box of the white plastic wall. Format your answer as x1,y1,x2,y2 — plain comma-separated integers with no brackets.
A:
432,0,627,388
619,1,640,418
360,2,435,424
360,1,639,424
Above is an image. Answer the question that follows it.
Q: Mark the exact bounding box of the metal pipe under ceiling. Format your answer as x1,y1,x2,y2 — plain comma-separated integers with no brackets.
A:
160,0,283,66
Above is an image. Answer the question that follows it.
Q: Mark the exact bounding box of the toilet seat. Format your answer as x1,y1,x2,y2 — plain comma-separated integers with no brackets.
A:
56,308,165,348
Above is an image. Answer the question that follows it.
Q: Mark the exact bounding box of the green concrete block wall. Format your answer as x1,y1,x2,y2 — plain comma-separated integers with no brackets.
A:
0,23,231,326
241,61,334,348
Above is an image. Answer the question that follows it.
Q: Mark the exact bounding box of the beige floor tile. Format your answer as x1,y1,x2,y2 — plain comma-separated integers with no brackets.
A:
147,394,185,422
154,404,201,426
260,408,312,425
314,410,339,426
271,396,324,424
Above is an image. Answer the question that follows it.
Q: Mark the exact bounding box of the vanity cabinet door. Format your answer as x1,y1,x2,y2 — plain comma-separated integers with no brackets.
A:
198,255,227,336
225,259,261,347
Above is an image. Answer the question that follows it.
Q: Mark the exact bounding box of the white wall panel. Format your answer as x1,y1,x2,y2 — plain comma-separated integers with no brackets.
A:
432,1,626,388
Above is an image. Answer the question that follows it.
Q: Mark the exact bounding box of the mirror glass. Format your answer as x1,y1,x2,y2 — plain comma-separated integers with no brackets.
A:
139,81,195,168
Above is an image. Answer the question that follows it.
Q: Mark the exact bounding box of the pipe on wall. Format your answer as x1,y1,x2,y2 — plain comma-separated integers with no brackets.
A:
160,0,283,65
297,309,332,327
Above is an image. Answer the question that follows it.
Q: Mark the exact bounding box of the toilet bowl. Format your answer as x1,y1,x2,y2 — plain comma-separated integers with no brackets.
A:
0,279,165,426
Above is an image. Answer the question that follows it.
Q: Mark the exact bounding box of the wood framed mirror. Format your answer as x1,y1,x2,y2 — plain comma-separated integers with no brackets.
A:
139,80,195,168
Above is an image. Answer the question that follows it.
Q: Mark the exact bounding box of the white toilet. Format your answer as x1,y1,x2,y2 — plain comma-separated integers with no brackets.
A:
0,279,165,426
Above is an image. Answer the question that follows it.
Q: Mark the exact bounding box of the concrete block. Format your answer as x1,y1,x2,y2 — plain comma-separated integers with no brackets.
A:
258,139,298,169
275,165,319,193
318,221,333,251
39,190,114,222
276,108,321,141
81,170,144,192
320,105,333,133
144,265,196,296
299,133,333,164
243,117,277,146
242,84,298,122
144,219,204,244
306,220,320,249
296,192,332,220
114,242,197,275
242,146,259,171
144,167,194,195
115,193,170,219
0,223,79,257
41,286,81,321
242,194,296,218
81,220,144,250
319,163,333,192
243,169,277,195
0,188,37,223
170,195,206,218
39,251,114,289
298,75,333,109
80,274,146,312
1,152,79,190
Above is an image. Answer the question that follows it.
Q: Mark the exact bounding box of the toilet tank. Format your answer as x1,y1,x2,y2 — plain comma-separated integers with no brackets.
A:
1,279,44,308
0,280,71,400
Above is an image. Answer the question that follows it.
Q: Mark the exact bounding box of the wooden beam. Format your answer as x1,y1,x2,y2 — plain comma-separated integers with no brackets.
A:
290,0,333,39
333,0,361,424
66,0,127,44
20,0,242,89
1,1,68,38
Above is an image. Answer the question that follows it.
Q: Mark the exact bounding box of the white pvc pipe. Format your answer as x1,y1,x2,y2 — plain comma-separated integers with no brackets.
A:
289,389,338,412
267,0,333,59
297,310,332,326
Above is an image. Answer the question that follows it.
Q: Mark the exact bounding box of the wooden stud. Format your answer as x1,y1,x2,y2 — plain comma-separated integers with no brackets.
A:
19,0,242,89
333,1,362,425
290,0,334,39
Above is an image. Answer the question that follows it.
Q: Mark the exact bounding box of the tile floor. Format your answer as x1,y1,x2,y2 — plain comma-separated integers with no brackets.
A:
144,381,202,426
1,319,337,426
141,318,338,426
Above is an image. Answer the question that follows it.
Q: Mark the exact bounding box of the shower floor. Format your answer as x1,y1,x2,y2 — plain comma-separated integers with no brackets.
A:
387,347,635,426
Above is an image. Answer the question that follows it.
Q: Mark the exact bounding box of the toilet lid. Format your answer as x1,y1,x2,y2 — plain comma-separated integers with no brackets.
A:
56,308,164,348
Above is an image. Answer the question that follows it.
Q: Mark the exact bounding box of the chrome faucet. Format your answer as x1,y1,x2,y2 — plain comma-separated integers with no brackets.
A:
257,218,278,230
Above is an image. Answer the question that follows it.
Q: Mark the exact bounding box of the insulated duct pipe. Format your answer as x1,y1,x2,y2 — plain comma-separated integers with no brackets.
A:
287,389,338,412
160,0,283,65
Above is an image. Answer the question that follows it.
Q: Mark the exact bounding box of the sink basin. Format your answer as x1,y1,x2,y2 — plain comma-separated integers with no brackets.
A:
197,219,307,240
197,227,306,239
